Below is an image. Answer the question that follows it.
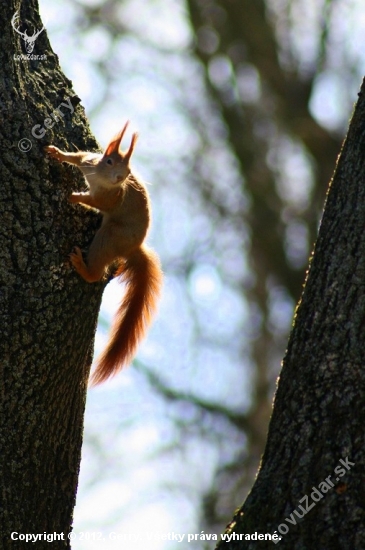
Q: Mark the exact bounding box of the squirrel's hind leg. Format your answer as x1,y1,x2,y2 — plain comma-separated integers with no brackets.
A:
69,247,104,283
70,225,123,283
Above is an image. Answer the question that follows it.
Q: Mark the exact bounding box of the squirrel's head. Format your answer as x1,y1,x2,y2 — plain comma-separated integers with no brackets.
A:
99,121,138,186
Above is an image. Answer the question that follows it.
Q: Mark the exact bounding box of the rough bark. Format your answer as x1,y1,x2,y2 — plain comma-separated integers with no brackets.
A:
0,1,103,547
217,80,365,548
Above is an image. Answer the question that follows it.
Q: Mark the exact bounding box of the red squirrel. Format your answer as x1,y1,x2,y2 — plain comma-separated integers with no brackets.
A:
45,121,162,385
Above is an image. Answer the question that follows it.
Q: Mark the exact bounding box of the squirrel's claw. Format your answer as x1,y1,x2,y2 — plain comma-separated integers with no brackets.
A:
44,145,63,162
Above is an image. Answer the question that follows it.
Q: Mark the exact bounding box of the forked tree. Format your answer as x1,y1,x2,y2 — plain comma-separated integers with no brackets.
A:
3,0,365,549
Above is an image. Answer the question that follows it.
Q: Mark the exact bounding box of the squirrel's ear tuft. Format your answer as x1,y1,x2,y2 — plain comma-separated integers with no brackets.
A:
103,121,130,156
124,133,139,162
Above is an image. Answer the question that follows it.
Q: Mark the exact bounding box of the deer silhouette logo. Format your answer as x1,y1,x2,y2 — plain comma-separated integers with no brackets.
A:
11,11,44,54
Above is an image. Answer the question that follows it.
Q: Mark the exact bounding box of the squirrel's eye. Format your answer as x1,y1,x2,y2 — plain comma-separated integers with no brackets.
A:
106,158,113,165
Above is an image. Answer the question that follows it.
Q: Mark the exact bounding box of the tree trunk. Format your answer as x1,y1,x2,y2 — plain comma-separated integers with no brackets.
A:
217,79,365,548
1,2,103,547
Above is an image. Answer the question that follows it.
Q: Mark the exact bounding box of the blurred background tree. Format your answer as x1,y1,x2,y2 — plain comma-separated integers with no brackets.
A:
37,0,363,547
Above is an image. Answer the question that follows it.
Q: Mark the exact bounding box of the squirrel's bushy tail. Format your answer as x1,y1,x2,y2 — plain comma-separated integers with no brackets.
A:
91,246,162,385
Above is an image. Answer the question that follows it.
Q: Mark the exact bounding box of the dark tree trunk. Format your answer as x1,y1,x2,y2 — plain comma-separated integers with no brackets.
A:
217,80,365,548
1,2,103,547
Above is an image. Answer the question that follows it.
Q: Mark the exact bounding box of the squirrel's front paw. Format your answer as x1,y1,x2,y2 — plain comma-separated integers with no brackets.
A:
44,145,63,162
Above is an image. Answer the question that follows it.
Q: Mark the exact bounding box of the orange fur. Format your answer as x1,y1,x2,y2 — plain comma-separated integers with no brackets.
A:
45,123,162,385
91,246,162,385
